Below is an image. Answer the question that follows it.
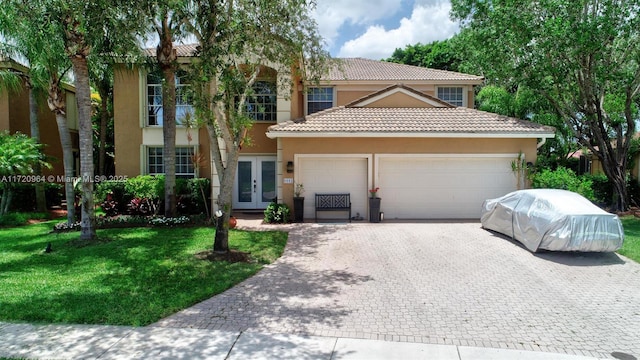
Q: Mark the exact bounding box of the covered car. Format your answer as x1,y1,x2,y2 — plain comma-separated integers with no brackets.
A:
481,189,624,252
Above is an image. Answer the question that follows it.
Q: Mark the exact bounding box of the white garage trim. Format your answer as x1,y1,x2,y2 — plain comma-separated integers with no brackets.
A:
375,153,520,219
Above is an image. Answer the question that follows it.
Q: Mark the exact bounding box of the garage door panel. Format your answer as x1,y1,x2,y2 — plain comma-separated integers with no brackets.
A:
378,156,516,219
300,158,367,221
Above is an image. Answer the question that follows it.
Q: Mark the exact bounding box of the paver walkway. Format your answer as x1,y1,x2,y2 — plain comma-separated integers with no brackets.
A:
153,222,640,359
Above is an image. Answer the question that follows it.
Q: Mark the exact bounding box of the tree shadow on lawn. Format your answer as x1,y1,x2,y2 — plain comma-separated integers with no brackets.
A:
154,224,374,335
483,228,626,266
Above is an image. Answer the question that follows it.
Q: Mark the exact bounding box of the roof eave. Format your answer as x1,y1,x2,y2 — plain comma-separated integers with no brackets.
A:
266,131,556,139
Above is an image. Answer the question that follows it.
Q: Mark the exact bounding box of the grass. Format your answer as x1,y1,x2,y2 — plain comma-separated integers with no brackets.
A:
620,216,640,263
0,221,287,326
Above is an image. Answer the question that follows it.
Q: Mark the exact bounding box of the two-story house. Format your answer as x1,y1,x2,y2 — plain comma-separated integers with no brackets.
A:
113,45,554,220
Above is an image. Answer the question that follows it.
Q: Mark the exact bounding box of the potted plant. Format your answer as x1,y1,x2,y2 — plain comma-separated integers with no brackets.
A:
369,187,381,223
293,183,305,222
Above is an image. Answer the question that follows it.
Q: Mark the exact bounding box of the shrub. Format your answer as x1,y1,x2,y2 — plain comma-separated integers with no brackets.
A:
0,212,48,227
8,183,64,211
264,202,290,224
531,166,595,201
96,180,129,216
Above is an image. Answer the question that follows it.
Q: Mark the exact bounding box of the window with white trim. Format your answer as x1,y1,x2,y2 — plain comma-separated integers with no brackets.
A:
437,87,464,107
245,81,277,122
147,70,193,126
307,87,334,114
147,146,196,178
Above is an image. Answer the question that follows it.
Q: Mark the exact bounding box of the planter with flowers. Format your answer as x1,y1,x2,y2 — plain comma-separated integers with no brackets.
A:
369,187,381,223
293,183,305,222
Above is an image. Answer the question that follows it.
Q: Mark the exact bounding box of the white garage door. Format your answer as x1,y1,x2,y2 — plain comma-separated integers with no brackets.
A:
299,157,368,221
378,155,517,219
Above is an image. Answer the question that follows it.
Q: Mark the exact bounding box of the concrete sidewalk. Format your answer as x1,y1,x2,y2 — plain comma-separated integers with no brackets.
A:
0,322,600,360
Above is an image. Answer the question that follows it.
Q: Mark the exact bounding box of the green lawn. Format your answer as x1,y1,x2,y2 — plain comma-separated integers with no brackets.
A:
0,221,287,326
620,216,640,263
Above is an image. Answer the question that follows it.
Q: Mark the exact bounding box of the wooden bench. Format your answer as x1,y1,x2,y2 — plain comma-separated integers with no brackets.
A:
315,193,351,222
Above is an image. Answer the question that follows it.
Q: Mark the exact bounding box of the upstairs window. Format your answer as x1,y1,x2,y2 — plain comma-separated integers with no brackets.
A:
147,70,193,126
437,87,464,107
245,81,277,122
147,146,196,178
307,87,334,115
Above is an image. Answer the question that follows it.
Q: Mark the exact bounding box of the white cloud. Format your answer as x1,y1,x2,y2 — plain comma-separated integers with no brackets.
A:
311,0,403,47
337,2,459,59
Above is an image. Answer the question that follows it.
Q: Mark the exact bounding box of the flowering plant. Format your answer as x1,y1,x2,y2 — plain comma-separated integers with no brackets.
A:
369,187,380,198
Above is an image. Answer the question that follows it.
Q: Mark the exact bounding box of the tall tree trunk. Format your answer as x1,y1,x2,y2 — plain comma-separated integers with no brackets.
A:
157,15,177,218
55,113,76,225
28,83,47,212
208,126,240,253
98,85,109,176
70,56,96,240
162,65,177,217
47,78,75,224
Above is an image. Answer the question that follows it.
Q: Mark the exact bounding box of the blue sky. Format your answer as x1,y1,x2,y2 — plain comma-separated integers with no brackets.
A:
310,0,459,60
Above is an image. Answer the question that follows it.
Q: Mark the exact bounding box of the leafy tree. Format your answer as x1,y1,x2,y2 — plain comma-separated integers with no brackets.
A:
476,85,576,169
181,0,330,252
0,132,50,215
451,0,640,210
386,38,462,72
24,0,145,240
0,4,77,224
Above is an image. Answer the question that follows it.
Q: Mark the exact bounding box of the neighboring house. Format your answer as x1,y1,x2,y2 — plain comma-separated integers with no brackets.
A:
0,58,80,179
113,46,555,220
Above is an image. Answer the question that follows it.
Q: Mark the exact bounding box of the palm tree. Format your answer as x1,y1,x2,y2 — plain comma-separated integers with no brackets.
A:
0,4,76,224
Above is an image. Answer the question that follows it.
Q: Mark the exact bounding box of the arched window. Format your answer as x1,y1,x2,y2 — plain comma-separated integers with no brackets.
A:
245,81,277,122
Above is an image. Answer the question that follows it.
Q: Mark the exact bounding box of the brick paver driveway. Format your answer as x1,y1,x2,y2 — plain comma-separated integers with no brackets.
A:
154,222,640,359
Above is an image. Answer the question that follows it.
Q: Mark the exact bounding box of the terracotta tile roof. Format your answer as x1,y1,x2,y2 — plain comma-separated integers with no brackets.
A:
325,58,484,82
144,44,199,57
267,107,555,136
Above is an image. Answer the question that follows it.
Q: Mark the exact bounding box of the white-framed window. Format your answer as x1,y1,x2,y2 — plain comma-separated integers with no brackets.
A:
437,87,465,107
245,80,277,122
147,70,194,126
307,87,334,115
146,146,196,178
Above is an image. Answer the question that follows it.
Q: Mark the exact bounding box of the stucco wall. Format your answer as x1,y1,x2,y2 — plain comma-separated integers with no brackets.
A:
0,91,10,131
278,137,539,207
113,64,143,177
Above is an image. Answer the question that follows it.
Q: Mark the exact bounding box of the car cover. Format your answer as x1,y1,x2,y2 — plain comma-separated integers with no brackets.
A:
481,189,624,252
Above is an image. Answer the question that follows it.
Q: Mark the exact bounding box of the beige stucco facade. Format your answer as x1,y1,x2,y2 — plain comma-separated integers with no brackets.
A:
113,55,555,217
278,137,540,208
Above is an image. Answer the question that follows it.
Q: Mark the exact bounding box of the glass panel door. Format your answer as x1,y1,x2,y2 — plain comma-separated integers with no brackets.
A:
259,160,276,207
236,160,254,205
233,156,277,209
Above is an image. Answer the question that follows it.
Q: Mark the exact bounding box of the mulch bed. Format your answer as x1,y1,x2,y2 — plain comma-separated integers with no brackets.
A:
195,249,253,263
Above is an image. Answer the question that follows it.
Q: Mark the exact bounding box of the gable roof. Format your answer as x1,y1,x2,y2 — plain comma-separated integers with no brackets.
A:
267,83,554,139
347,83,455,108
325,58,484,83
267,107,555,139
143,44,199,58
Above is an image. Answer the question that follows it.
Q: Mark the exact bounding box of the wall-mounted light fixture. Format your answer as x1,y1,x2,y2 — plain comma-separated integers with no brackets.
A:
286,161,294,173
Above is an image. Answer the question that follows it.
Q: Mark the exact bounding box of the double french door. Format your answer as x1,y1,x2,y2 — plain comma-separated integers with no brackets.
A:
233,156,277,209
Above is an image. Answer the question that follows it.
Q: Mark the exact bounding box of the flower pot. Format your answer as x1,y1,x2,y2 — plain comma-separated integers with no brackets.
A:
229,216,237,229
369,197,381,223
293,197,305,222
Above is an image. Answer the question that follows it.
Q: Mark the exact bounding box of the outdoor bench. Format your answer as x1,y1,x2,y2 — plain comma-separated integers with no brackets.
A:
315,193,351,222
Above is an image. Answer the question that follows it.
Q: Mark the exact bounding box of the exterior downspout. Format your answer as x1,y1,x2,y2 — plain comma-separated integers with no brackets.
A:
537,137,547,149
